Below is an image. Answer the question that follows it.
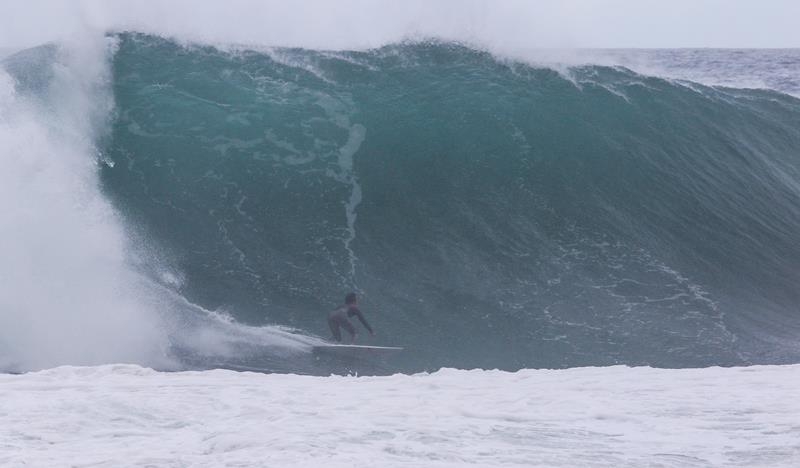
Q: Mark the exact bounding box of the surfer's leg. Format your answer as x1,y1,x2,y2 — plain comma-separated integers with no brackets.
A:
328,317,342,342
341,319,356,343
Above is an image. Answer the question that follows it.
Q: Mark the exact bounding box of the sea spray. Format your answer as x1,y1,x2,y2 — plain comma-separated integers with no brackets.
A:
0,36,173,370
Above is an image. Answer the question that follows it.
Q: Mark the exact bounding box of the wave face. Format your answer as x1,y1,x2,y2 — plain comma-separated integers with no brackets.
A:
102,34,800,371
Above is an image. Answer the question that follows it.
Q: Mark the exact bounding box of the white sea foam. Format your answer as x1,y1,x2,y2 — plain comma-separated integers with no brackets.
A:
335,121,366,287
1,364,798,467
0,35,176,371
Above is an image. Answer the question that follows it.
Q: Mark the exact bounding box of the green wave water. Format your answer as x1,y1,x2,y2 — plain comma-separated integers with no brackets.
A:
101,34,800,372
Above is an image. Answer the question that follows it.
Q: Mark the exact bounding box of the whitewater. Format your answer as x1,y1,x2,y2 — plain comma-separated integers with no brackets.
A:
2,1,800,466
2,364,799,467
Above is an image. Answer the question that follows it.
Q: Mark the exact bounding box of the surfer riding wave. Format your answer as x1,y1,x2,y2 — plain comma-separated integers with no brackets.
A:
328,292,374,343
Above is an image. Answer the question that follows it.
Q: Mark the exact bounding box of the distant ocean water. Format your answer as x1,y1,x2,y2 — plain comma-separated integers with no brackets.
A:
2,33,800,373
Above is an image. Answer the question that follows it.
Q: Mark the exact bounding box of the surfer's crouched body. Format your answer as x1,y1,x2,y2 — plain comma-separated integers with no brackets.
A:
328,292,374,343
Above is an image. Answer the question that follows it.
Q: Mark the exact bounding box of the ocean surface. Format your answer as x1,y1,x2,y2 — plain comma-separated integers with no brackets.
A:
2,17,800,466
2,33,800,375
2,364,798,467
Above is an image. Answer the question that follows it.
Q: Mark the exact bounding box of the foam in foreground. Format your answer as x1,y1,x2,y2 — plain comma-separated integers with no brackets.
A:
1,364,798,467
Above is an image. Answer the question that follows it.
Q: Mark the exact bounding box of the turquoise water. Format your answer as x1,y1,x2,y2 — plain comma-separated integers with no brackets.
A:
10,33,800,373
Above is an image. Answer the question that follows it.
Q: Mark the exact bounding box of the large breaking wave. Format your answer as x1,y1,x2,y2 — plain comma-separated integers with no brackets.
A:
3,32,800,373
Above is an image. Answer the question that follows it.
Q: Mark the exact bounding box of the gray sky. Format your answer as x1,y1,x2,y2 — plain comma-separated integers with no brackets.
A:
1,0,799,51
551,0,800,48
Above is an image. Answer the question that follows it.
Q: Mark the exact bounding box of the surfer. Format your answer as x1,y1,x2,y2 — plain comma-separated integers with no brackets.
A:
328,292,374,343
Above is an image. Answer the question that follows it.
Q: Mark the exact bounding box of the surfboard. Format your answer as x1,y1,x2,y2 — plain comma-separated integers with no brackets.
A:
312,344,403,357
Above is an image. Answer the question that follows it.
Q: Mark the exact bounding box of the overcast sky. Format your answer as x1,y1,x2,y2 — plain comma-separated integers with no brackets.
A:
551,0,800,48
1,0,799,52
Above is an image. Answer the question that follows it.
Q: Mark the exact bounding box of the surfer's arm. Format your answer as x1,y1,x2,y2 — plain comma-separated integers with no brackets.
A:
350,307,374,334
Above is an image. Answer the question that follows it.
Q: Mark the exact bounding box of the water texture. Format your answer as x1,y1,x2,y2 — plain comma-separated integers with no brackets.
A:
4,33,800,373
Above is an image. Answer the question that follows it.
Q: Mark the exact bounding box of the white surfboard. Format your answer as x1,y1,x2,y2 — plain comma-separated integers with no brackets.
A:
312,344,404,356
